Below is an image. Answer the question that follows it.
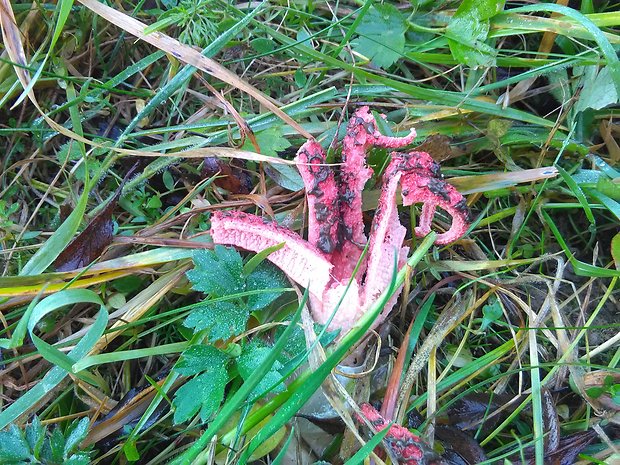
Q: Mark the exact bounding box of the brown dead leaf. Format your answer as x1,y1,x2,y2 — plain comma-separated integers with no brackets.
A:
53,192,119,272
415,134,463,162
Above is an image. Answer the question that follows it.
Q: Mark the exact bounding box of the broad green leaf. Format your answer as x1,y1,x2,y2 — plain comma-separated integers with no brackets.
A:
186,246,245,296
595,177,620,201
446,0,506,67
241,126,302,191
250,37,275,54
574,66,619,113
237,340,285,400
65,454,91,465
175,345,229,377
352,4,406,69
481,297,503,331
246,262,288,311
48,427,65,463
173,369,228,423
264,163,304,191
183,300,249,340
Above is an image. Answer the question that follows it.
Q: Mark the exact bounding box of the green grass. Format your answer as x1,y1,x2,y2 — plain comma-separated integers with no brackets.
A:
0,0,619,464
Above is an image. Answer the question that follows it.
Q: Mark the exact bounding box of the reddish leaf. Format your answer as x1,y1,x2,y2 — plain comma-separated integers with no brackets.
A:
54,168,135,272
202,157,252,194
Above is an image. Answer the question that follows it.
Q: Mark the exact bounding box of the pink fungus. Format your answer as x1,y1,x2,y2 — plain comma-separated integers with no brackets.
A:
210,106,470,332
357,403,425,465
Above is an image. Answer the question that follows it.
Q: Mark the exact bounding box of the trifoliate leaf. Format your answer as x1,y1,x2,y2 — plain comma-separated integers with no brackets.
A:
237,340,285,400
446,0,505,68
183,301,249,340
175,345,229,377
246,262,288,311
173,369,228,423
186,246,245,297
481,297,503,331
352,4,407,69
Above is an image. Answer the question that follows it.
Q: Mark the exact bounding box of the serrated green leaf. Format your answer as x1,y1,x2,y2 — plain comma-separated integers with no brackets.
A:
0,426,31,463
446,0,506,67
175,345,229,377
246,262,288,311
65,453,91,465
173,369,228,423
186,246,245,296
25,416,45,459
63,418,89,458
242,126,291,157
352,4,406,69
168,290,307,464
237,340,285,400
183,300,249,340
49,427,66,463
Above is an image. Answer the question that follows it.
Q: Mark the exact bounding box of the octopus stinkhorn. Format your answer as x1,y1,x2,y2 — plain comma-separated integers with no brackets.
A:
210,106,469,333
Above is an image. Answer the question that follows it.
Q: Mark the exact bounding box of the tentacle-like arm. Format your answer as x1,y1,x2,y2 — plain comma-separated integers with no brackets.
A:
330,107,417,280
339,107,417,246
210,211,333,300
294,140,341,255
357,403,426,465
385,151,470,245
